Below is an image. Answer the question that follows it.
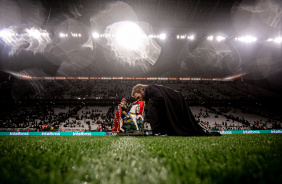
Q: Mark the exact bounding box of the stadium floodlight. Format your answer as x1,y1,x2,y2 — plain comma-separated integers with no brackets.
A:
176,35,186,40
71,33,81,37
0,28,17,44
59,33,68,38
26,28,41,39
187,35,195,40
25,28,49,41
93,32,99,38
216,35,226,42
177,35,186,39
115,22,146,50
104,21,159,65
207,36,214,41
159,33,166,40
235,36,257,43
274,37,282,43
104,34,111,38
268,37,282,44
0,29,14,37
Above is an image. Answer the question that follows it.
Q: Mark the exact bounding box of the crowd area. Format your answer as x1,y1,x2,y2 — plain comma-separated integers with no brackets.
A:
0,104,115,132
0,79,281,132
10,80,135,101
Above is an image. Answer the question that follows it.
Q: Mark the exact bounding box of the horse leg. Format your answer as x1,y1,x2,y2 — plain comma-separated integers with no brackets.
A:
132,115,139,131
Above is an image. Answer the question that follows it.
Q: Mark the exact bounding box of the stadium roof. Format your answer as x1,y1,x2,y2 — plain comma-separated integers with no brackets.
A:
42,0,241,31
0,0,281,84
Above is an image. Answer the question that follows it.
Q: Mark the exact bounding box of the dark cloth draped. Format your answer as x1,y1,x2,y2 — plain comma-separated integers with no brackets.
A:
145,85,207,136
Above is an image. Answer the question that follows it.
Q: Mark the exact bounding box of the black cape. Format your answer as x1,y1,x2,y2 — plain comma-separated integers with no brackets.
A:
153,85,208,136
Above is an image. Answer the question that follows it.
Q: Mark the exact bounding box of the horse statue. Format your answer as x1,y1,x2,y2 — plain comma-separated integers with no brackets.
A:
112,99,145,135
121,102,144,132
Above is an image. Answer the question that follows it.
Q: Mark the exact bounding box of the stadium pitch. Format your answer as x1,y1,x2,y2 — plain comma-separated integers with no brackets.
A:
0,134,281,184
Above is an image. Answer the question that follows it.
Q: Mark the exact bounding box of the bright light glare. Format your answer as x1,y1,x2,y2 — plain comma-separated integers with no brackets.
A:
235,36,257,43
207,36,214,41
267,37,282,43
187,35,195,40
60,33,68,38
71,33,81,37
268,37,282,43
93,32,99,38
216,35,226,42
26,28,41,38
25,28,50,42
0,28,17,44
274,37,282,43
0,29,15,37
115,22,146,50
159,33,166,40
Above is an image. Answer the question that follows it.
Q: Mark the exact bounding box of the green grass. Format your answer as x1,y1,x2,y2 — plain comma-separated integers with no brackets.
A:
0,134,281,184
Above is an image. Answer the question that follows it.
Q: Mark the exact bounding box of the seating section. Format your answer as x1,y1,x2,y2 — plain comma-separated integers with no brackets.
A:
0,79,281,131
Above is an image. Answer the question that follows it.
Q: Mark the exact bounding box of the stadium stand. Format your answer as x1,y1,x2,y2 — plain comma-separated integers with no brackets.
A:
1,78,281,132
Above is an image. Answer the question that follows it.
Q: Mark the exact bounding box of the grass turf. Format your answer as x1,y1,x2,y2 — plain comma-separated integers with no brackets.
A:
0,134,281,184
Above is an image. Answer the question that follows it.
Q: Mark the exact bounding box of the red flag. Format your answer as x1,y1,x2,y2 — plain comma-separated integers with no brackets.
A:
135,100,145,116
112,104,123,132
